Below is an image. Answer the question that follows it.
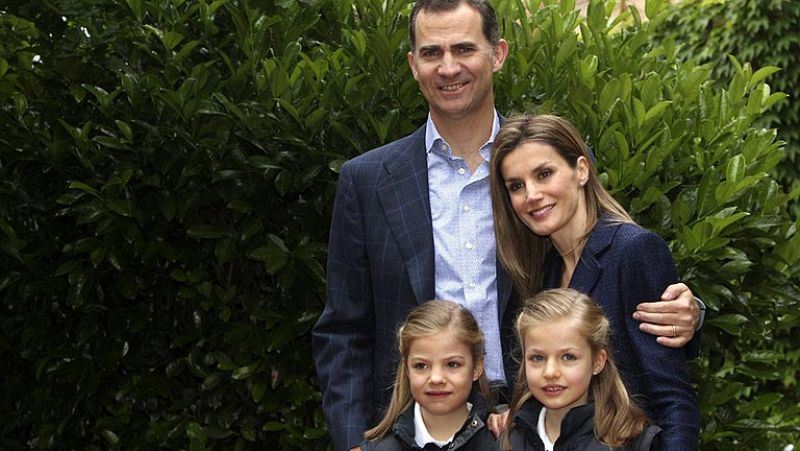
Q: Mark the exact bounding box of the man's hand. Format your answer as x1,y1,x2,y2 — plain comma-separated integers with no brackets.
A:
633,283,699,348
350,447,361,451
487,410,509,438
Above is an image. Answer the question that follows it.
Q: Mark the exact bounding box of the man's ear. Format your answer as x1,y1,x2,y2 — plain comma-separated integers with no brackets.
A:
407,51,419,80
492,39,509,73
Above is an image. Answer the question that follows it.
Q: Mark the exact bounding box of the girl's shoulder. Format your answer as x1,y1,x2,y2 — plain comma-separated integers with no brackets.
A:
360,435,406,451
625,424,662,451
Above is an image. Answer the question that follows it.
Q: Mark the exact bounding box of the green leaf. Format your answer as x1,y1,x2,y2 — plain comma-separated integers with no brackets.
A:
555,34,577,70
250,234,290,273
262,422,285,432
707,314,749,335
101,430,120,448
252,382,267,403
726,154,745,183
231,366,252,380
186,225,230,240
749,65,780,88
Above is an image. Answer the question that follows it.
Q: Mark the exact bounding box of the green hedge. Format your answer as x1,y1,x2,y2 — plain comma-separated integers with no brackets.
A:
1,0,797,449
653,0,800,216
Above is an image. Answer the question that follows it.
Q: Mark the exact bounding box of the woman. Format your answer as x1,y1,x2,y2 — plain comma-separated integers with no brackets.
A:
489,114,699,450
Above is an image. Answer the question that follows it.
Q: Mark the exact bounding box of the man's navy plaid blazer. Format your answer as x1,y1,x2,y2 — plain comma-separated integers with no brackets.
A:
312,125,518,451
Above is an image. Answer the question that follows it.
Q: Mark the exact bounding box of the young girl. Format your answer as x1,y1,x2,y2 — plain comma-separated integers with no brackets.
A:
361,300,500,450
504,288,660,451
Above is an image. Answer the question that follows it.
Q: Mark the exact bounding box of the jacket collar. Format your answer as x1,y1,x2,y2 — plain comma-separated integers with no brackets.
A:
392,390,490,449
545,217,620,293
514,398,596,449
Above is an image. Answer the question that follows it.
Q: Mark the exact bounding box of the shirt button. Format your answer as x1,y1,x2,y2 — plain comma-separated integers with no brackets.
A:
458,167,466,175
462,205,471,212
467,282,476,289
465,242,474,250
439,142,447,152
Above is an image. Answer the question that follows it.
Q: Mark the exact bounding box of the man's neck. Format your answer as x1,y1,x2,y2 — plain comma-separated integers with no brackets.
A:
430,106,495,166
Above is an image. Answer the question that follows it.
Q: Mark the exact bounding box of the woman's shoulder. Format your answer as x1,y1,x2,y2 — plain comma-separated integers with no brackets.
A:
597,219,668,253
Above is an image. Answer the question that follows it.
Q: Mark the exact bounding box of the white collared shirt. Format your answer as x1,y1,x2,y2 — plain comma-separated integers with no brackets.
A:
425,111,504,384
537,407,556,451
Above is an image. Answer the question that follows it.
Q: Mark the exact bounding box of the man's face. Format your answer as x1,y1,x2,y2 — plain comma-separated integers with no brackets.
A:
407,3,507,123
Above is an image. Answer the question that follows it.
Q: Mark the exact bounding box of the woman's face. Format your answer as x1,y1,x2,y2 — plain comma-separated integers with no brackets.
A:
500,142,589,244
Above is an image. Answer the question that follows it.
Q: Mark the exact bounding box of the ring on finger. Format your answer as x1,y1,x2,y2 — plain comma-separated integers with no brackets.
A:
671,324,677,338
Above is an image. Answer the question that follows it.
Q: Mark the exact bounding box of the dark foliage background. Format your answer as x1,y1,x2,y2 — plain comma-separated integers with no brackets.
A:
1,0,798,449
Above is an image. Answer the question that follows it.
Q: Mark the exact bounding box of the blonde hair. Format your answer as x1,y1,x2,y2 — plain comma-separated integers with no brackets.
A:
363,300,492,441
504,288,650,448
489,114,633,299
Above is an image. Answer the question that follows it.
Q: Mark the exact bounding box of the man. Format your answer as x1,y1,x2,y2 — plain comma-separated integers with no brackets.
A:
313,1,702,450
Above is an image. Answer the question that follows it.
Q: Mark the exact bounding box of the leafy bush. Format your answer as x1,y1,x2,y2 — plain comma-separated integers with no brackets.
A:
653,0,800,215
1,0,797,449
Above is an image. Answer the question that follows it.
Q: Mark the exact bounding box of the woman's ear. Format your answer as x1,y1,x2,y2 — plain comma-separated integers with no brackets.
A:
576,155,590,186
593,349,607,375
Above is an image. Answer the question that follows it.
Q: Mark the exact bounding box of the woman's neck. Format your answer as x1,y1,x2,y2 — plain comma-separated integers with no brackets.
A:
421,404,469,441
551,203,590,287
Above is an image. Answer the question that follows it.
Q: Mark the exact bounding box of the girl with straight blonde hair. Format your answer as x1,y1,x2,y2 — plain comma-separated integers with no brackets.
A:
361,300,499,450
504,288,660,450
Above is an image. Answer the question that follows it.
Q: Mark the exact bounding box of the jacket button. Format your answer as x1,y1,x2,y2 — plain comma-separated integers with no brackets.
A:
470,419,478,428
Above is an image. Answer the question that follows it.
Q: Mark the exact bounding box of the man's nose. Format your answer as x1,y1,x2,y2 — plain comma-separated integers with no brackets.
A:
437,51,461,77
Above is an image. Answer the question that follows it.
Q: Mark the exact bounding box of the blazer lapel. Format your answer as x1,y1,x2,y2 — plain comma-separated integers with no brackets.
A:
377,127,435,304
571,221,618,294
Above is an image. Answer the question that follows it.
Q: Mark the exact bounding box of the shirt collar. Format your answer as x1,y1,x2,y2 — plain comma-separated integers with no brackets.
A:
424,110,501,160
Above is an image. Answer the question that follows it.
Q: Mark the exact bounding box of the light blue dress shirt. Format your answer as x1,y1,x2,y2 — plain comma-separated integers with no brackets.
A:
425,112,504,384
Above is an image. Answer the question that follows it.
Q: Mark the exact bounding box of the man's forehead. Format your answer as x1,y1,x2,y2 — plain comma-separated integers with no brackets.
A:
413,4,486,42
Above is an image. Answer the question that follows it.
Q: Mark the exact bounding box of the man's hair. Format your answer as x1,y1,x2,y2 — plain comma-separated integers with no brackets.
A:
408,0,500,51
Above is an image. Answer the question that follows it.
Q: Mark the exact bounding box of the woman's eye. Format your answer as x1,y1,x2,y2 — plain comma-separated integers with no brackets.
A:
563,354,577,361
412,362,428,370
508,182,523,192
538,169,552,179
527,354,543,362
446,361,462,369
